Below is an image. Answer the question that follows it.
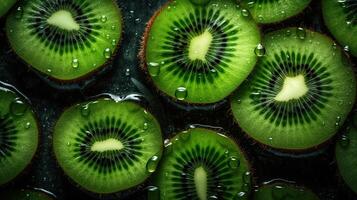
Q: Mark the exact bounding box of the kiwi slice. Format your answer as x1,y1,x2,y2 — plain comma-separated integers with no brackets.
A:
335,111,357,194
151,128,252,199
240,0,312,24
322,0,357,57
0,83,39,185
253,182,320,200
141,0,260,104
0,189,55,200
53,97,163,194
6,0,122,81
231,27,356,150
0,0,17,17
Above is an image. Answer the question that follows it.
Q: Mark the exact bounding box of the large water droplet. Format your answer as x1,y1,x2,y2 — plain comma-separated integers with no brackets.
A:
10,98,28,116
146,155,160,173
104,48,111,59
148,62,161,77
254,44,266,57
296,27,306,40
241,9,249,17
175,87,188,101
227,156,240,169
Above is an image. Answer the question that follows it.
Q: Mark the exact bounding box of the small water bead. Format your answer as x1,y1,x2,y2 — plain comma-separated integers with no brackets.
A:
241,9,249,17
143,122,148,130
15,7,23,19
208,195,218,199
234,191,247,199
46,69,52,73
72,58,79,69
335,116,342,127
80,104,90,117
111,25,116,30
10,98,28,116
103,48,111,59
175,87,188,101
125,68,131,76
296,27,306,40
339,134,350,148
254,43,266,57
344,46,350,52
247,1,255,8
111,39,117,46
147,186,160,199
146,155,160,173
148,62,161,77
135,18,141,23
25,122,31,129
242,171,251,183
100,15,108,23
227,156,240,169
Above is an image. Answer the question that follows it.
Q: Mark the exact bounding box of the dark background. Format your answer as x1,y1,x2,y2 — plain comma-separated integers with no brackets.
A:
0,0,356,199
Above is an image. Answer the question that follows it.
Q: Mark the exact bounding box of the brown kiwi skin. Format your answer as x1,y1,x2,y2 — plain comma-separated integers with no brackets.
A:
6,0,123,85
0,83,40,188
51,94,163,199
228,28,355,155
138,0,262,106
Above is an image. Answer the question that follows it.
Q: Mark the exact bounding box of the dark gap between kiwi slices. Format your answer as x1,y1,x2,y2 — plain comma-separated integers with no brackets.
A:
150,128,252,200
53,96,163,195
253,181,320,200
322,0,357,57
0,188,56,200
240,0,312,24
140,0,261,104
231,27,356,151
0,82,39,186
5,0,123,82
0,0,17,17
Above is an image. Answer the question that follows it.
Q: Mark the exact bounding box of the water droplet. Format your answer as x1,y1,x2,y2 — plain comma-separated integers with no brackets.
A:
147,186,160,199
66,142,71,146
175,87,188,101
15,7,23,19
146,155,160,173
10,98,28,116
234,191,247,199
135,18,141,23
111,39,117,46
80,104,90,117
111,25,116,30
125,68,131,76
296,27,306,40
247,1,255,7
208,195,218,199
148,62,161,77
143,122,148,130
227,156,240,169
237,99,242,104
241,9,249,17
25,122,31,129
344,46,350,52
335,116,341,127
254,43,266,57
103,48,111,59
72,58,79,69
339,134,350,148
47,69,52,73
242,171,251,183
100,15,107,23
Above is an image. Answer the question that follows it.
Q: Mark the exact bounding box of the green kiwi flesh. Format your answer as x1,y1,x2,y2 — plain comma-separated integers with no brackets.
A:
322,0,357,57
53,97,163,194
142,0,260,104
0,0,17,17
240,0,312,24
336,110,357,194
253,182,320,200
231,27,356,150
0,84,39,185
151,128,252,200
0,189,55,200
6,0,122,81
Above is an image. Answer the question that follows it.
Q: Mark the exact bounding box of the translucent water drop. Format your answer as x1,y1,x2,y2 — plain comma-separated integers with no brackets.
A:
344,46,350,52
111,25,116,30
125,68,131,76
227,156,240,169
143,122,148,130
10,98,28,116
175,87,188,101
15,7,23,19
47,69,52,73
339,134,350,148
80,104,90,117
296,27,306,40
25,122,31,129
72,58,79,69
242,171,251,183
147,186,160,199
135,18,141,23
237,99,242,104
241,9,249,17
146,155,160,173
335,116,341,127
66,142,71,146
100,15,107,23
234,192,247,199
103,48,111,59
208,195,218,199
111,39,117,46
254,44,266,57
247,1,255,8
148,62,161,77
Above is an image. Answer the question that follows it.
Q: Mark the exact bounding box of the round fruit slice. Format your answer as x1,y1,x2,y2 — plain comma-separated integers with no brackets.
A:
0,189,55,200
336,111,357,194
253,182,320,200
0,0,17,17
0,83,39,185
322,0,357,57
151,128,252,200
240,0,312,24
53,97,163,194
6,0,122,81
231,28,356,150
141,0,260,104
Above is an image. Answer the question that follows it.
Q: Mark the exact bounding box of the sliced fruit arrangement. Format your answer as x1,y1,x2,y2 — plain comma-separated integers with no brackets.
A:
0,189,55,200
151,128,252,200
6,0,122,81
231,27,356,150
240,0,312,24
253,182,320,200
0,0,17,17
53,97,163,194
0,82,39,185
141,0,260,104
322,0,357,57
336,110,357,194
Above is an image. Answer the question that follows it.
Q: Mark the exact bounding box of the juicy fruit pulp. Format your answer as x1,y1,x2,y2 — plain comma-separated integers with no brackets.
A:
0,0,17,17
151,128,252,200
0,84,38,185
142,0,260,104
6,0,122,81
231,28,356,150
53,98,163,194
